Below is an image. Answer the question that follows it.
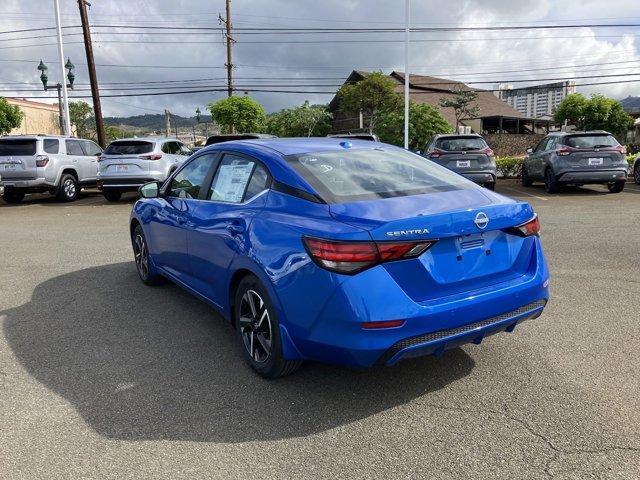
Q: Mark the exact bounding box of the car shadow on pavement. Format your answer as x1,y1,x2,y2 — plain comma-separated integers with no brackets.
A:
2,262,474,443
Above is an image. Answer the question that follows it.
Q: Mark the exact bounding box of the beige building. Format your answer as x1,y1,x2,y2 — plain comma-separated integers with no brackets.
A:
6,98,61,135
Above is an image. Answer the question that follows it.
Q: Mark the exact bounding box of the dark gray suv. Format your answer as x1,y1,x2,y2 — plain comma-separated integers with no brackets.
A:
422,134,497,190
522,131,628,193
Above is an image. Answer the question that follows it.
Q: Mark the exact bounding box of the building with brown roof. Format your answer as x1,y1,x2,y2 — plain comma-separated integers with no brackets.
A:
329,71,552,136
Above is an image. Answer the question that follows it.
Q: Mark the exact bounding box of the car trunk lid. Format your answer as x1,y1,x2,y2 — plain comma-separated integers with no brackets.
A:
100,140,155,176
0,138,38,180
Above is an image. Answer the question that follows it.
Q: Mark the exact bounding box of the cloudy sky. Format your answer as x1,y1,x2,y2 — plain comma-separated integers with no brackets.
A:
1,0,639,117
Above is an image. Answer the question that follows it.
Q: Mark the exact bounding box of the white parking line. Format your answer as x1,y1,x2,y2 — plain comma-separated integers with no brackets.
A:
500,186,548,201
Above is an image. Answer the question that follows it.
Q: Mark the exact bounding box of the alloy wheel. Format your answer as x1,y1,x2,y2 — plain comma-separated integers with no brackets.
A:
239,289,273,364
63,178,76,199
635,165,640,185
133,234,149,278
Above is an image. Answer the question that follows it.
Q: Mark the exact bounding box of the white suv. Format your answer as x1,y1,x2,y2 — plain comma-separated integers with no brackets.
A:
0,135,102,203
97,137,191,201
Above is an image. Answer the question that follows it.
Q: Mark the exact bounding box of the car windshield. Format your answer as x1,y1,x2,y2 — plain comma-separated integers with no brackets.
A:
104,141,154,155
286,147,475,203
434,137,486,151
565,135,618,149
0,139,37,156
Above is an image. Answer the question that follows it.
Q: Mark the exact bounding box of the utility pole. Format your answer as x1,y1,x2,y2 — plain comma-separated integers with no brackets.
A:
164,109,171,137
53,0,71,136
77,0,105,148
219,0,234,98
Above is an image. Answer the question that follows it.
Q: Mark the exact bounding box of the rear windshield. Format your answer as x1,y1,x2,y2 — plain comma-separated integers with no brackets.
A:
286,148,474,203
104,141,154,155
434,136,486,151
0,139,37,156
564,135,618,149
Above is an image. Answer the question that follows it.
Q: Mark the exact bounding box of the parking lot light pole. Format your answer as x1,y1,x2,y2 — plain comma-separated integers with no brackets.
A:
38,59,74,136
54,0,72,136
403,0,410,150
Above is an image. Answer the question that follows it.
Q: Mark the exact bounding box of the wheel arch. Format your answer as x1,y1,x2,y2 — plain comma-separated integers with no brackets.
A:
56,167,79,186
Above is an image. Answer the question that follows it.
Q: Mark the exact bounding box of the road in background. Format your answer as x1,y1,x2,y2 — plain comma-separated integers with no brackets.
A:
1,181,639,479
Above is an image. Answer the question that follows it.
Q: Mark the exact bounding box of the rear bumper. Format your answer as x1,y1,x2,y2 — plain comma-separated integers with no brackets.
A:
283,237,550,368
557,169,626,184
0,177,53,190
460,171,496,184
98,177,161,192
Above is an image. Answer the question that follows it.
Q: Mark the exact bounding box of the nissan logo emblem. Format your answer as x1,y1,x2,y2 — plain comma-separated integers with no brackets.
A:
474,212,489,229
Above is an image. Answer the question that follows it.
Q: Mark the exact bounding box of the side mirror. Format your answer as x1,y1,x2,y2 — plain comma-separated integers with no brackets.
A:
139,181,160,199
526,147,533,154
414,150,422,155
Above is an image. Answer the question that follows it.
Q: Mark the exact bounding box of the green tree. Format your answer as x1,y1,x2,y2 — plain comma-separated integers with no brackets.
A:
554,93,633,134
0,97,24,135
336,71,401,133
208,96,266,134
553,93,588,128
376,100,453,150
69,101,94,138
104,125,127,143
439,86,480,129
265,101,332,137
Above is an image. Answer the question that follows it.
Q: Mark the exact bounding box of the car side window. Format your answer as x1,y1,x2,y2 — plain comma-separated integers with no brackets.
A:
81,140,102,156
535,138,549,153
179,143,192,156
65,139,84,156
43,139,59,154
546,137,557,151
208,154,260,203
162,142,178,154
167,154,215,199
244,164,270,200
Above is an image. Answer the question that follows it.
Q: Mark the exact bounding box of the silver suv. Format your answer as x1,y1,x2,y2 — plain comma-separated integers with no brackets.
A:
522,131,628,193
97,137,191,201
0,135,102,203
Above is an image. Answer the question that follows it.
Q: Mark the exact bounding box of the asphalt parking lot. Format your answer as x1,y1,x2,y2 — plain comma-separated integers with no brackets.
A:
1,180,639,480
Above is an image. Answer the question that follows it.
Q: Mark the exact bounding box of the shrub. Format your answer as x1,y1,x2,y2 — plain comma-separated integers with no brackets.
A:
626,153,637,169
495,156,523,178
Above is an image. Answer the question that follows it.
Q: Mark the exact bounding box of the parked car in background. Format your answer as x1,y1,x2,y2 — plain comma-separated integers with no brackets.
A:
633,154,640,185
327,133,380,142
205,133,276,146
97,137,192,202
0,174,4,197
130,138,549,378
522,131,628,193
422,134,497,190
0,135,102,203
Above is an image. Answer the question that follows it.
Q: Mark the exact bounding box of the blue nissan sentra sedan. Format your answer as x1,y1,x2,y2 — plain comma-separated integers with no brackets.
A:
130,138,549,378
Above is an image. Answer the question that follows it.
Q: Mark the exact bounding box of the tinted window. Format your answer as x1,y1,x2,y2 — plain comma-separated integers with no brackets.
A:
434,136,487,151
82,140,102,156
168,154,214,199
565,134,618,148
162,142,180,154
244,164,269,200
65,140,84,156
209,154,257,203
0,139,36,156
535,137,550,152
179,144,192,156
43,139,59,154
287,148,473,203
104,141,154,155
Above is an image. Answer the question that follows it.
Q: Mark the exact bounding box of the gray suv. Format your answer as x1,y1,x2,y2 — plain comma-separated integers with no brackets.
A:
522,131,628,193
422,134,497,190
632,154,640,185
0,135,102,203
97,137,192,201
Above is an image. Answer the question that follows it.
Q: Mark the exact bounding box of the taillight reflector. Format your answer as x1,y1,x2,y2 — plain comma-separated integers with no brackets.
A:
139,154,163,160
303,237,435,274
361,320,406,329
509,215,540,237
35,155,49,167
481,146,494,156
556,147,573,156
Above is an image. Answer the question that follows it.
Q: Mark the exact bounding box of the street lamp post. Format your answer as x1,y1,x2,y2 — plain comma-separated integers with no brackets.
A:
38,59,75,136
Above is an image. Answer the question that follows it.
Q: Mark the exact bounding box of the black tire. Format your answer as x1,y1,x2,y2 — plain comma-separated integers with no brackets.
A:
521,165,533,187
484,182,495,191
234,275,302,379
2,191,25,204
544,168,559,194
607,180,625,193
131,225,162,286
103,190,122,202
634,164,640,185
56,173,78,202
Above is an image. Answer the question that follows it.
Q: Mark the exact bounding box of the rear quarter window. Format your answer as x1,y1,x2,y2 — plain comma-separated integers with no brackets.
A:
43,139,59,154
104,141,154,155
0,139,37,156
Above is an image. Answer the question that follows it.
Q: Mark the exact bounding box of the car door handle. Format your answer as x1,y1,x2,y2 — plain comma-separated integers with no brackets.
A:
226,222,245,234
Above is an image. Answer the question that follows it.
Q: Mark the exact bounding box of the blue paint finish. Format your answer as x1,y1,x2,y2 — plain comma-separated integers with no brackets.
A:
130,138,550,369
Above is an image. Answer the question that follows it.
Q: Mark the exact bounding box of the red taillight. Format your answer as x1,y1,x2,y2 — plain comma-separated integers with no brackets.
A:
481,146,494,157
361,319,406,329
303,237,435,274
139,154,163,160
556,147,573,156
35,155,49,167
429,149,444,159
614,145,626,154
509,215,540,237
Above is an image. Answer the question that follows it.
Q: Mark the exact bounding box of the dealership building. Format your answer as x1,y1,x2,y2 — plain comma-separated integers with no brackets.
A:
494,81,576,118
